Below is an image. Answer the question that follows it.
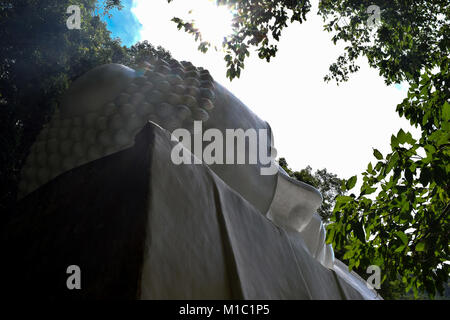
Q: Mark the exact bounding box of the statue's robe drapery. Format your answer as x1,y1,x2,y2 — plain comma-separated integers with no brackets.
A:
2,123,378,299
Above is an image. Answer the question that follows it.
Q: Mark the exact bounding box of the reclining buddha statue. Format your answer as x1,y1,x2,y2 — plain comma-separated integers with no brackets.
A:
7,57,380,299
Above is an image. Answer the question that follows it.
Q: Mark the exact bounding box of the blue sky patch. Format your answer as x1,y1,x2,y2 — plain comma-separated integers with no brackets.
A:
98,0,142,47
394,83,403,91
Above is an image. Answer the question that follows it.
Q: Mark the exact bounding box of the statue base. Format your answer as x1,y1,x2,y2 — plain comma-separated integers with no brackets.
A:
2,123,379,299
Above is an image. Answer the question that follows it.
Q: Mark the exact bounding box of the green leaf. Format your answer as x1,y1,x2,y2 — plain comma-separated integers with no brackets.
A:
415,242,425,252
395,231,408,245
373,149,383,160
375,162,383,172
419,167,431,186
346,175,357,190
353,220,365,243
391,134,399,148
386,152,399,174
397,129,407,144
336,195,354,204
343,250,353,260
443,101,450,122
361,186,377,195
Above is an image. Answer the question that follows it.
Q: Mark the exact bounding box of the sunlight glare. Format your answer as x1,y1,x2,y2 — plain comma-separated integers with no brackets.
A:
188,1,234,49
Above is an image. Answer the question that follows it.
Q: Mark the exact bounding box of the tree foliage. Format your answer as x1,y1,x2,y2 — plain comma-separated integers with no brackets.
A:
170,0,448,83
319,0,449,84
278,158,345,222
330,61,449,299
168,0,312,79
318,1,449,299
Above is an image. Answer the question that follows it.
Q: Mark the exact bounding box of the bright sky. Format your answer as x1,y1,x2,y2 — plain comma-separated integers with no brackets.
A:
103,0,419,182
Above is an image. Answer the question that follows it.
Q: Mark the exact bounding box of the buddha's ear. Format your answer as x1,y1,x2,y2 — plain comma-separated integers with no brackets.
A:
60,64,137,119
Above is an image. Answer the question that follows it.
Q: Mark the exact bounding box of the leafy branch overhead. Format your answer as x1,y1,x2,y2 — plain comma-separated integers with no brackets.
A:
168,0,311,80
169,0,449,85
328,43,449,299
319,0,449,84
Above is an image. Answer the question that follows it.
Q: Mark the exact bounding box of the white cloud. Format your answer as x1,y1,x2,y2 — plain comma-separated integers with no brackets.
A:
131,0,419,180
